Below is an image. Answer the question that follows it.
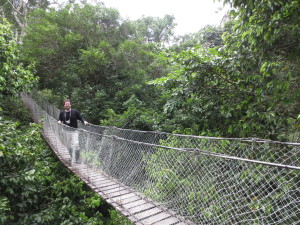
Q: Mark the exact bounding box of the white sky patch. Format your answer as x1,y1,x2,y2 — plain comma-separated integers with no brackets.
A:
101,0,230,35
50,0,230,36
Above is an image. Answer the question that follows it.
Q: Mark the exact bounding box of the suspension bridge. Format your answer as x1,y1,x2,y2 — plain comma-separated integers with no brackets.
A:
22,92,299,225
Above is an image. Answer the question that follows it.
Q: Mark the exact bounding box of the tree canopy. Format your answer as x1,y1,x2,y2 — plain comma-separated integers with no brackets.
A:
15,0,299,140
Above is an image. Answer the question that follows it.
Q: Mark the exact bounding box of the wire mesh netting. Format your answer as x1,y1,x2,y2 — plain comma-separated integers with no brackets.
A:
23,92,300,225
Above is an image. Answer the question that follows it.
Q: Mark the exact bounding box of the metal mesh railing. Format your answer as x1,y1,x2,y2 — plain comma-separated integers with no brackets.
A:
23,92,300,225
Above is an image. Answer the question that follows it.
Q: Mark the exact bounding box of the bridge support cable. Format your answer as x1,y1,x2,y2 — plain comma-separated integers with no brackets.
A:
22,92,300,225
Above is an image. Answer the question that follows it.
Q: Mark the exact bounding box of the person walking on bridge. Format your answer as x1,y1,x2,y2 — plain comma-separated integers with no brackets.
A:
58,99,88,127
58,99,89,163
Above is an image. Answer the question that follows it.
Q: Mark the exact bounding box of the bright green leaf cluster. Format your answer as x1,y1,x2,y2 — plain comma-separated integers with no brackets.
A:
0,19,38,96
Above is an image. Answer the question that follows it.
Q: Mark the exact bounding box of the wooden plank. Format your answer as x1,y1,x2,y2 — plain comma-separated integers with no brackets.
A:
111,193,137,202
113,195,140,205
88,175,111,183
91,175,113,182
96,181,117,188
106,189,131,198
129,207,162,222
101,184,122,191
84,172,104,178
95,182,118,190
89,174,109,180
128,203,155,214
73,164,87,171
90,174,111,181
138,212,171,225
152,216,180,225
122,199,147,209
86,176,104,183
103,186,127,194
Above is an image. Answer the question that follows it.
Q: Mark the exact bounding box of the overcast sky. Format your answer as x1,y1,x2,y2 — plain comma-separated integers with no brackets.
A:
51,0,230,36
100,0,230,35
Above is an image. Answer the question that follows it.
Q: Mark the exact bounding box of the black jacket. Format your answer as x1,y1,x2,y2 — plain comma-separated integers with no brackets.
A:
58,109,85,128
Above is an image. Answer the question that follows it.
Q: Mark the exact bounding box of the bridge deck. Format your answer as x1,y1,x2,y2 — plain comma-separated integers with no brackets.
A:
40,122,193,225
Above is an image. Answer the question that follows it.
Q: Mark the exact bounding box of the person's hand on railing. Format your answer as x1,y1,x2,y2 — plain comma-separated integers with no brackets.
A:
58,120,62,125
84,121,89,126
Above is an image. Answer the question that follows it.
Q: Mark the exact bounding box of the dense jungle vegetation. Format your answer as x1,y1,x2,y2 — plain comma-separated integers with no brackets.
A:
1,0,299,224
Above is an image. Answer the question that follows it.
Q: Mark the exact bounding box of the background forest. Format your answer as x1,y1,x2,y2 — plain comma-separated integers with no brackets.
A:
0,0,299,224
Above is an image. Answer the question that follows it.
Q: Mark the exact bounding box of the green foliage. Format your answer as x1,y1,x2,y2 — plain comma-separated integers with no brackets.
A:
171,25,226,52
20,2,170,125
37,88,67,109
223,0,300,57
0,96,32,124
134,15,176,44
101,94,164,130
107,210,134,225
148,47,233,136
21,3,122,90
14,0,299,141
147,0,300,140
0,19,37,96
220,0,300,140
